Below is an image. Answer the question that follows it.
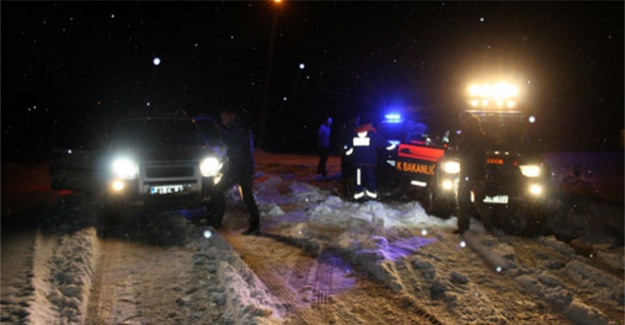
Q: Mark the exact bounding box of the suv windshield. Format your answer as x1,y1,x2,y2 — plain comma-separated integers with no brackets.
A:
378,119,430,144
111,118,206,149
478,112,533,153
192,117,223,146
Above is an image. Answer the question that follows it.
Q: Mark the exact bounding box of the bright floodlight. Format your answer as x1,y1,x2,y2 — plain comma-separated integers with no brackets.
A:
468,82,518,99
153,57,161,66
467,82,519,108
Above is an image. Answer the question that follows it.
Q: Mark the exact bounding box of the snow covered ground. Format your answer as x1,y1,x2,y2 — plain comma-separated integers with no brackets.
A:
1,149,623,324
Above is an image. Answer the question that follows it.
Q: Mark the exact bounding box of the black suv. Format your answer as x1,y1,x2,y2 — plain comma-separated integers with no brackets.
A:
49,112,227,221
425,110,552,234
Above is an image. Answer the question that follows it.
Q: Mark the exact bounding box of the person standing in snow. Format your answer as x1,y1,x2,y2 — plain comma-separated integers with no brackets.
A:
338,115,360,197
211,104,261,236
450,111,489,234
316,116,333,179
344,116,396,202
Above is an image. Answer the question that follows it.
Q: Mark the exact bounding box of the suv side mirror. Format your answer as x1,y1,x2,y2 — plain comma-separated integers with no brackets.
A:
441,130,450,144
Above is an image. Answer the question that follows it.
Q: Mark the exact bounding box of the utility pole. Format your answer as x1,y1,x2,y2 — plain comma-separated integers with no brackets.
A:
257,0,281,148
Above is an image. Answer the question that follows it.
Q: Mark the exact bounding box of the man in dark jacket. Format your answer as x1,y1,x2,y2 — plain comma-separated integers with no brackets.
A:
338,115,359,196
316,116,333,178
344,117,396,202
211,106,261,235
452,111,489,234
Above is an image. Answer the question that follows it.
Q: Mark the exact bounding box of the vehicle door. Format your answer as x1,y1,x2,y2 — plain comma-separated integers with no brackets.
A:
394,119,445,188
49,118,109,192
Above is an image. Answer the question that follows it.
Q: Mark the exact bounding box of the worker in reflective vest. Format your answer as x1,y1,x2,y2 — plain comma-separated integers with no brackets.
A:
344,118,396,201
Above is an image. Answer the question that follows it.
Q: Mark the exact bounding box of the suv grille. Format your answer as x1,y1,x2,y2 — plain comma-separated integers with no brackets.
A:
146,165,194,178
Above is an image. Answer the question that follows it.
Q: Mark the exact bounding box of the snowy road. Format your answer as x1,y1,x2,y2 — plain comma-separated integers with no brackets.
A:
1,151,623,324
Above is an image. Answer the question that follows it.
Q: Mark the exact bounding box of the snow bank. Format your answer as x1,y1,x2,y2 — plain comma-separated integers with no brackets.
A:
26,227,99,325
205,233,283,325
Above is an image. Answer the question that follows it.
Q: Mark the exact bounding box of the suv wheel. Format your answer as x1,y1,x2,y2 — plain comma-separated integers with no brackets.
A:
423,187,453,219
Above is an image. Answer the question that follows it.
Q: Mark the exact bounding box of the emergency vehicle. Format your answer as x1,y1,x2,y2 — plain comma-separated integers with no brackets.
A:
424,82,553,234
375,108,448,197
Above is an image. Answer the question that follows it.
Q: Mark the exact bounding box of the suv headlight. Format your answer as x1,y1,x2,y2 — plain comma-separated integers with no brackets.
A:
519,165,541,177
442,161,461,174
200,157,222,177
112,158,139,179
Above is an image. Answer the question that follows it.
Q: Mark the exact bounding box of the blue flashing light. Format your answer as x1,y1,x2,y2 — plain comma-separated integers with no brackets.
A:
388,140,400,146
384,113,402,123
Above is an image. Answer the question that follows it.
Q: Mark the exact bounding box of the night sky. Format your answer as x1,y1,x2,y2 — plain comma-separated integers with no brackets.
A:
2,1,623,152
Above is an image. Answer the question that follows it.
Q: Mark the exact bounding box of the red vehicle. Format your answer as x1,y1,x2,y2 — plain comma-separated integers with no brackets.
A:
374,109,449,201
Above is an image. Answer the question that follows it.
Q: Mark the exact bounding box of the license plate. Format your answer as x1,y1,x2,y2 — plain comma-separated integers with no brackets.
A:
150,185,184,195
483,195,508,204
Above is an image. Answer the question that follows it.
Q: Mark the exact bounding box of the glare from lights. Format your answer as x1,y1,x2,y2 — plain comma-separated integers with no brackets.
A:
421,229,428,236
112,158,139,179
112,180,124,191
200,157,221,177
528,115,536,123
153,57,161,66
384,113,402,123
459,241,466,248
299,63,305,70
520,165,541,177
203,229,213,238
529,184,543,195
442,161,461,174
468,83,518,100
480,17,484,22
496,266,502,273
283,97,287,101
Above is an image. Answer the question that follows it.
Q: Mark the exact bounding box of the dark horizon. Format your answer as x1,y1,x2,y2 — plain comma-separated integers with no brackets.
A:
2,1,623,153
